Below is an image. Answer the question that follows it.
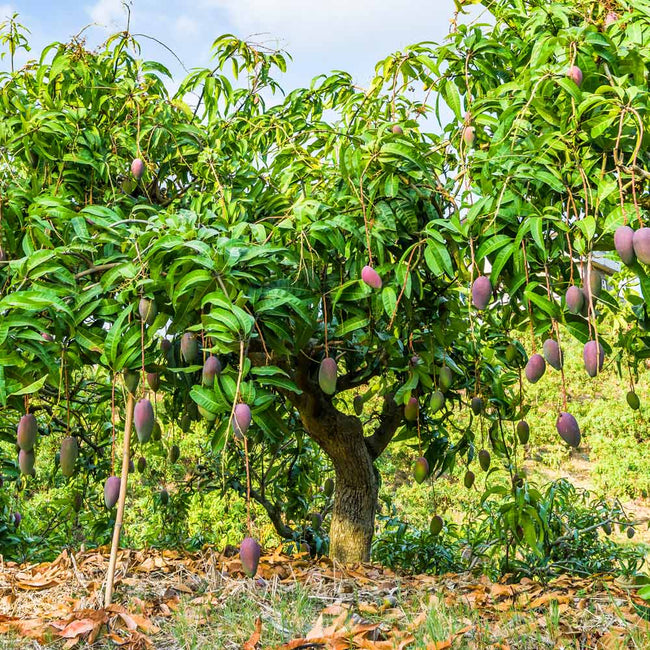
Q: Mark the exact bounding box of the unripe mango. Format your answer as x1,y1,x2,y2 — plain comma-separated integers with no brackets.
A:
323,478,334,497
152,420,162,441
361,265,382,290
438,366,453,392
471,397,483,416
478,449,491,471
17,414,38,451
404,397,419,422
240,537,261,577
138,297,157,325
124,370,139,396
505,343,518,364
430,390,445,414
583,340,604,377
471,275,492,310
146,372,160,392
180,413,192,433
525,354,546,383
310,513,323,530
517,420,530,445
464,470,475,489
160,488,169,505
72,493,83,512
542,339,563,371
430,515,443,536
134,399,155,443
137,456,147,473
104,476,120,508
180,332,199,364
232,403,252,438
202,356,222,387
198,405,217,421
582,270,603,312
556,412,580,447
18,449,35,475
413,456,429,484
318,357,337,395
353,395,364,416
169,444,180,464
60,437,78,477
626,391,640,410
627,526,635,539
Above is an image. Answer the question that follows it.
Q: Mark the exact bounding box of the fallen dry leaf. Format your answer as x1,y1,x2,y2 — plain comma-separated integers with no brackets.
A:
243,617,262,649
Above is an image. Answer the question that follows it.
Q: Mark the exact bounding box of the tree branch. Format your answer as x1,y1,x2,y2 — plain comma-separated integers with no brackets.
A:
365,392,402,460
74,262,123,279
229,477,295,539
337,355,385,392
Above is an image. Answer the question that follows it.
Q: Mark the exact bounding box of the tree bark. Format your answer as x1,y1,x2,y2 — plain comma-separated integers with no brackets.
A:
285,351,402,563
329,456,378,563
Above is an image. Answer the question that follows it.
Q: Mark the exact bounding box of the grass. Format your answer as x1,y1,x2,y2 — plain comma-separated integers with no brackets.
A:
151,583,650,649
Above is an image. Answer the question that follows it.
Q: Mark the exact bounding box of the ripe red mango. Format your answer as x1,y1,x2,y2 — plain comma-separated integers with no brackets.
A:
525,353,546,384
232,403,252,438
104,476,121,508
566,65,583,86
556,412,580,447
134,399,155,443
131,157,145,180
240,537,261,577
614,226,635,265
361,265,382,290
583,340,604,377
471,276,492,310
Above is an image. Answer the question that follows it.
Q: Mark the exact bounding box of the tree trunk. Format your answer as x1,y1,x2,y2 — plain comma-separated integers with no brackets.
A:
330,462,378,563
285,353,403,564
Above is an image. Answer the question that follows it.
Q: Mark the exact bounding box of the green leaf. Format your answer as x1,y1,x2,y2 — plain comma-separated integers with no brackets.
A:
381,287,397,320
7,375,47,398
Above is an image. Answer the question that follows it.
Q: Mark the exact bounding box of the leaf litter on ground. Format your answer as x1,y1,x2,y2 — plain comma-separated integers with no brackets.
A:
0,547,648,648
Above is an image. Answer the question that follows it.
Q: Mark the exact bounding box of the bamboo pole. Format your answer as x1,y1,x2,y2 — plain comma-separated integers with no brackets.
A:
104,392,135,606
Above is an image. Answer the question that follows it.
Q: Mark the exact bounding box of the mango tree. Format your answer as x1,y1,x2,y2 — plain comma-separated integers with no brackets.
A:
2,0,650,578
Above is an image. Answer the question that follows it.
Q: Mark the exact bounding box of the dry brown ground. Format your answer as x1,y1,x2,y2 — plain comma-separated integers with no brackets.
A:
1,547,650,649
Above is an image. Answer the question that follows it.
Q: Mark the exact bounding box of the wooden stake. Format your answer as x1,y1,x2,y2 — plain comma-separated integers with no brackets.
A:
104,392,135,606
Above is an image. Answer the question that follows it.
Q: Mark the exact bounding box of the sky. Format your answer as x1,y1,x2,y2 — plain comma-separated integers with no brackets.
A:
0,0,484,92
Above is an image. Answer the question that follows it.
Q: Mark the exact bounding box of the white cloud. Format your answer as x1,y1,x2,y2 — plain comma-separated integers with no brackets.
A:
175,15,199,39
86,0,128,27
198,0,452,51
0,5,14,21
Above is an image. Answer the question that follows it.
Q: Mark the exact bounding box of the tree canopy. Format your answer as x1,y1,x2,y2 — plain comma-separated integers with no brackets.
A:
1,0,650,566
